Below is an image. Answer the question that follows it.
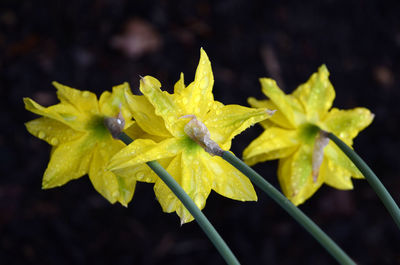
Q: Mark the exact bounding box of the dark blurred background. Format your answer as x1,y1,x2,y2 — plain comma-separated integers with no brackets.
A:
1,1,400,264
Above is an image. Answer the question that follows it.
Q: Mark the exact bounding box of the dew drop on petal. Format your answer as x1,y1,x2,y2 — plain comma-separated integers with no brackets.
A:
82,91,90,97
135,171,145,180
38,131,46,139
200,77,209,90
182,98,188,105
167,194,175,201
50,138,59,145
194,193,205,208
224,184,234,196
139,112,149,121
141,81,152,93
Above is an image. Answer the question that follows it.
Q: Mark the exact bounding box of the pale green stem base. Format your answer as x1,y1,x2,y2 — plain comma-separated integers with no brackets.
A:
327,132,400,230
222,151,356,265
118,133,240,265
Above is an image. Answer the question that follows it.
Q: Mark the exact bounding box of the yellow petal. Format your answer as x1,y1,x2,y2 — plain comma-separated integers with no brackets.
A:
204,154,257,201
154,154,183,214
25,117,83,146
53,81,100,114
179,48,214,118
123,121,165,143
259,78,296,128
42,135,94,188
205,101,273,150
139,76,182,136
178,149,212,224
89,146,121,204
292,65,335,122
154,148,213,224
24,97,87,131
89,141,138,206
321,157,354,190
108,138,184,170
173,72,185,94
114,175,137,206
243,127,299,166
99,82,133,128
322,107,374,145
113,163,157,183
277,144,323,205
124,89,171,137
324,142,363,179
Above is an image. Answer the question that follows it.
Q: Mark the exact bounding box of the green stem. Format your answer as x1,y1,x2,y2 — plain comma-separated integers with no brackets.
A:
327,132,400,229
222,151,356,265
118,133,241,265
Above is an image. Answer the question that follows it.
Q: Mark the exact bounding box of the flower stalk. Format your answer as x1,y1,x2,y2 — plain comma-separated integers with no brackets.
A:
117,132,241,265
326,131,400,229
221,150,356,265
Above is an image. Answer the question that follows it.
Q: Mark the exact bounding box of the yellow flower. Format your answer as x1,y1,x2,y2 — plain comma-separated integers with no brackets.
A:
109,49,273,223
243,65,374,205
24,82,150,206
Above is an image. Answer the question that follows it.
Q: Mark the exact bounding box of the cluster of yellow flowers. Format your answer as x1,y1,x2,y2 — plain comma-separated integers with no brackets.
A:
24,49,373,223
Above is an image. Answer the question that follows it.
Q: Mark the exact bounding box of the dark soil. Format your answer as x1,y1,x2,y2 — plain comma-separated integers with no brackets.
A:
1,1,400,264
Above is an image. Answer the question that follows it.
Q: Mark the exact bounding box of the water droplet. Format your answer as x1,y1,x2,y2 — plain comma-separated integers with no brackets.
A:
82,91,90,97
182,98,188,105
200,77,209,89
38,131,46,139
139,112,149,121
224,184,234,195
135,171,145,180
50,138,59,145
194,193,205,208
141,82,152,93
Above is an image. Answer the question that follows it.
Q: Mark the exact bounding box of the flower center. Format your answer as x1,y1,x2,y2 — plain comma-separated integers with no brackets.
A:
87,115,110,139
298,123,320,145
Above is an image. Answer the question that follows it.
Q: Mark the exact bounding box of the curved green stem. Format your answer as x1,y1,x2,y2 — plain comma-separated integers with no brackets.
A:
118,133,241,265
222,151,356,265
327,132,400,230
